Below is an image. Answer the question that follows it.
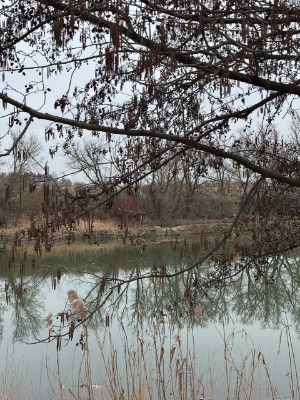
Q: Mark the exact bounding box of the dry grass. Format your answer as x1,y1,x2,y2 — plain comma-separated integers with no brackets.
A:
1,350,37,400
0,216,233,239
73,218,121,233
0,338,296,400
2,316,297,400
0,217,121,236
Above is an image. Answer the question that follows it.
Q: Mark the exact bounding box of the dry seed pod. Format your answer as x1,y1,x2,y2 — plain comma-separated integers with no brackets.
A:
99,278,106,295
69,320,75,340
56,335,62,352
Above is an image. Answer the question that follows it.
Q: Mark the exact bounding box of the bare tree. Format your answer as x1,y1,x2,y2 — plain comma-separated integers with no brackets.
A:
66,139,114,188
1,0,300,253
9,131,44,174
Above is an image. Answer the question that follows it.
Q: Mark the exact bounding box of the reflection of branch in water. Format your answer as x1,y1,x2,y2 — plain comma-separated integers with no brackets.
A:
27,247,300,347
4,271,45,342
20,248,300,347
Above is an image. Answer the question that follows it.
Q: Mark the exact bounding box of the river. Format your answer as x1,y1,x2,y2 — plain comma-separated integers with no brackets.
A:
0,239,299,399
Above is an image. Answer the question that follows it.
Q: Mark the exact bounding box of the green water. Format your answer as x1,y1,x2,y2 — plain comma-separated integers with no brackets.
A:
0,239,300,399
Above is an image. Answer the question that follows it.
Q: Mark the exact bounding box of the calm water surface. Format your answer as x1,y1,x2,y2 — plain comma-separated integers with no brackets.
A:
0,240,300,399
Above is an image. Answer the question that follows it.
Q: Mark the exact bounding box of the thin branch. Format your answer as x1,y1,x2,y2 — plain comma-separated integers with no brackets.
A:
0,116,33,157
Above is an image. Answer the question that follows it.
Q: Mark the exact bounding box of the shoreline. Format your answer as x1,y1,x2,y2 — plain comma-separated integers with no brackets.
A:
0,218,234,247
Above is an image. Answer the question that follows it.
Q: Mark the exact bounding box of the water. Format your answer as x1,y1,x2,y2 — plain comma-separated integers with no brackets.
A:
0,241,300,399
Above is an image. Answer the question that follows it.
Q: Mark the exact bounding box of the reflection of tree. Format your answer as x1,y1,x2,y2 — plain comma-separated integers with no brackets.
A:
109,252,300,334
0,288,7,344
226,253,300,331
5,270,45,342
127,268,202,330
4,241,300,345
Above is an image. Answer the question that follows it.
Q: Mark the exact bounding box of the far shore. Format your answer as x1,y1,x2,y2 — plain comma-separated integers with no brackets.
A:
0,218,234,247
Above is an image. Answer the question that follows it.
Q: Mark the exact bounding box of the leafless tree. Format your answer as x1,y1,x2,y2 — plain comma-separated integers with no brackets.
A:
66,138,114,187
9,131,44,174
1,0,300,252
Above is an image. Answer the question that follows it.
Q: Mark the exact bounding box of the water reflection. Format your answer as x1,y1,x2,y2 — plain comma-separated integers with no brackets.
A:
1,242,300,341
0,246,300,340
1,241,300,398
2,273,45,342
